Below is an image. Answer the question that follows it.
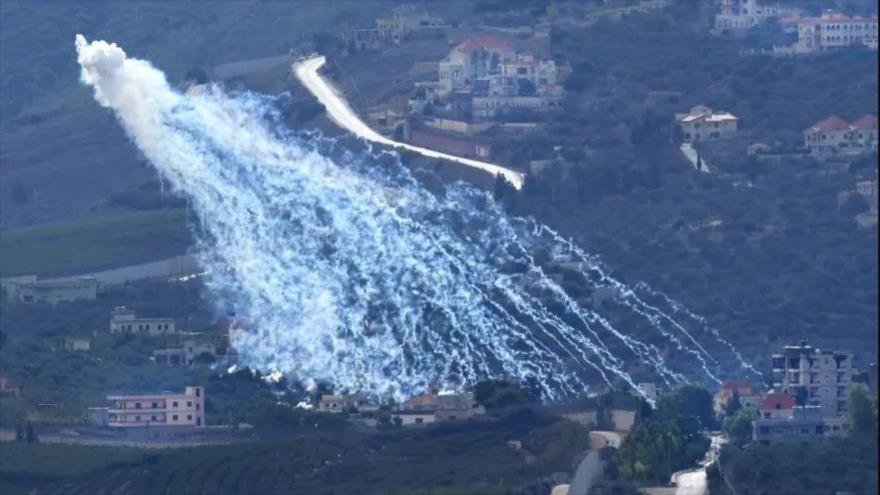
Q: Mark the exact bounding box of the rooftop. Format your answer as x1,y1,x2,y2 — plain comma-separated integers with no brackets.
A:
851,114,878,130
454,35,513,53
761,392,795,411
810,115,850,132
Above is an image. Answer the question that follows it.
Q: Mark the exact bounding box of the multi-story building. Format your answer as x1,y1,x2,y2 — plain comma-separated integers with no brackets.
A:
12,277,98,304
345,4,445,51
715,0,779,31
106,386,205,431
771,341,856,417
109,306,176,335
433,35,564,119
804,114,878,155
782,11,878,53
376,4,445,43
676,105,739,143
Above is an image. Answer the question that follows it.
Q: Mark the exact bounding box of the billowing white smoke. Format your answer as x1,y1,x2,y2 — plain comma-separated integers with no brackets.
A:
76,36,758,403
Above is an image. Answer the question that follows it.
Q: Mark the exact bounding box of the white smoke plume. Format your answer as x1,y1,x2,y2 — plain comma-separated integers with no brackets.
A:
75,35,756,403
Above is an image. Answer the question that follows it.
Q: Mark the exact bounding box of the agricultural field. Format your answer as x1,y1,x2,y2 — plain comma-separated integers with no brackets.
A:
0,209,191,277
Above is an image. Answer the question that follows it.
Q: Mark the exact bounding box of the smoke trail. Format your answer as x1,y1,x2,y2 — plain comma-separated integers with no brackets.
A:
75,35,752,403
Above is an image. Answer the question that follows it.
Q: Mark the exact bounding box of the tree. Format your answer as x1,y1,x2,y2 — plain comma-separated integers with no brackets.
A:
473,379,535,410
655,385,716,429
723,389,742,417
723,410,753,447
25,421,37,443
850,387,878,437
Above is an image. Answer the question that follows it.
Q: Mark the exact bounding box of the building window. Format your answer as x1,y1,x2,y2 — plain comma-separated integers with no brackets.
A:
195,388,200,397
172,415,178,421
415,417,423,424
187,401,192,407
172,401,178,407
151,415,157,421
187,415,193,420
135,402,141,409
151,402,158,408
135,415,141,421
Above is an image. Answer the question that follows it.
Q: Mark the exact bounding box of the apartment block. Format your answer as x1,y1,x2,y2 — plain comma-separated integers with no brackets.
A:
107,386,205,429
771,341,856,417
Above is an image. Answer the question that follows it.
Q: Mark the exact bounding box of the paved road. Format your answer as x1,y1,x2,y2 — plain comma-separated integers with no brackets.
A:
591,430,623,448
568,450,604,495
292,56,524,189
679,143,712,173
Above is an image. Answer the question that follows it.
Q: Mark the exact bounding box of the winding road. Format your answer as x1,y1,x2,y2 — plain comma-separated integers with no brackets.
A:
292,56,525,189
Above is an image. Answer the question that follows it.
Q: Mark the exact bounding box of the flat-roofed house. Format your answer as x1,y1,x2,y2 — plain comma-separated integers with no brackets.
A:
106,386,205,438
14,278,98,304
109,306,176,335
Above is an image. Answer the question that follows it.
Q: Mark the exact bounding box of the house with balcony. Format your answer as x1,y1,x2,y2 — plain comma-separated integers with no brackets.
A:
771,341,856,418
394,390,485,426
103,386,205,438
713,379,764,415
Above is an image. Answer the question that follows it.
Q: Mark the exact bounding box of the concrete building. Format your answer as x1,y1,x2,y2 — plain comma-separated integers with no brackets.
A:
771,341,856,417
676,105,739,143
394,391,485,426
13,277,98,304
753,405,826,444
110,306,176,335
714,0,779,31
434,35,564,118
318,393,373,413
64,338,91,352
781,11,878,53
153,339,216,366
106,386,205,433
346,4,445,51
376,4,445,43
611,408,636,432
804,114,878,155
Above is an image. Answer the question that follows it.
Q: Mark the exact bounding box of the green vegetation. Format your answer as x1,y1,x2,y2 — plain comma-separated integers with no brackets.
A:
610,386,712,483
4,412,587,495
0,443,151,495
722,410,753,448
709,435,879,495
709,391,878,494
0,209,190,277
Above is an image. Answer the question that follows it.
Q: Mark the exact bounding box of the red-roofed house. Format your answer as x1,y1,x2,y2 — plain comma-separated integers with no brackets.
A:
781,11,878,53
760,392,795,420
805,115,879,154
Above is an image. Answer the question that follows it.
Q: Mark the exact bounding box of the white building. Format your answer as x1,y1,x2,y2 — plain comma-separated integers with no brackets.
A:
715,0,780,31
12,277,98,304
110,306,176,335
782,11,878,53
107,386,205,429
771,341,856,418
676,105,739,143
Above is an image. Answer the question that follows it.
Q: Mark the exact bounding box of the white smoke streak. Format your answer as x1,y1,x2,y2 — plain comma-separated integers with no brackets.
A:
75,35,754,403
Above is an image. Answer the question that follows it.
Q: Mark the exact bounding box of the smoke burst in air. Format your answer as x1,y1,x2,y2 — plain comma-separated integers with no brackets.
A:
75,35,757,403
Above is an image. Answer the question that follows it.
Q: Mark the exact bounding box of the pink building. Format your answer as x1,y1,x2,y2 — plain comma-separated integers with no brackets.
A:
107,386,205,429
759,392,795,420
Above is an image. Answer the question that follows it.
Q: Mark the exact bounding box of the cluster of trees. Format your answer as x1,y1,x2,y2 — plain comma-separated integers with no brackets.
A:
609,385,714,483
